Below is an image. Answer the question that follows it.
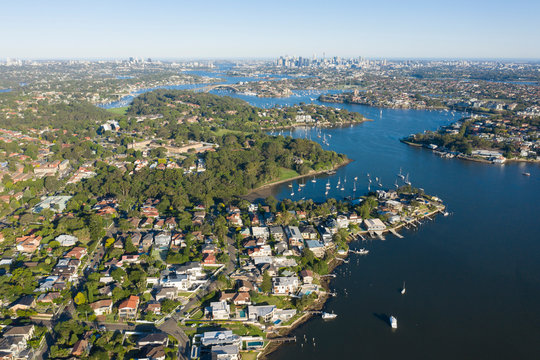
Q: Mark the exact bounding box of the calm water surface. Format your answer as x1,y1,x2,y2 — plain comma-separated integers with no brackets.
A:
264,107,540,360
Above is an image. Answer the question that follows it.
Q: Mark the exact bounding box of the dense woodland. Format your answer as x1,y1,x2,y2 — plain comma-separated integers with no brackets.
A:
74,133,346,209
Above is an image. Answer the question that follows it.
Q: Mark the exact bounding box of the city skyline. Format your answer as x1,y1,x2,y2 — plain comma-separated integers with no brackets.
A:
1,0,539,60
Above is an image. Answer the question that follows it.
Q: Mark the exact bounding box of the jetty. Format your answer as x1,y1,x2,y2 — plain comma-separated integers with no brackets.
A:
389,228,404,238
268,337,297,343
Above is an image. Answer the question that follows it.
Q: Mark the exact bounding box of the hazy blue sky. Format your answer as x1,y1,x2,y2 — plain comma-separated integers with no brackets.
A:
1,0,539,59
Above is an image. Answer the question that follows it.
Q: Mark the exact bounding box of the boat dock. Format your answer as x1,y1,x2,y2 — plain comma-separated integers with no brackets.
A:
389,229,404,238
375,231,386,240
268,336,297,343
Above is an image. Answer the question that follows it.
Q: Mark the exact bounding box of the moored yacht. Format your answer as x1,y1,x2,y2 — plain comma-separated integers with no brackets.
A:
389,316,398,329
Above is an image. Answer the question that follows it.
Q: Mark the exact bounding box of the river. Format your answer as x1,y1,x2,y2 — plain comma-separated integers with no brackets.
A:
103,69,540,359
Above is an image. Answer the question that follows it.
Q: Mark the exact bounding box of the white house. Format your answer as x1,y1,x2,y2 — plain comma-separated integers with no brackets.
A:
272,276,299,295
209,300,230,320
55,235,78,247
363,218,386,231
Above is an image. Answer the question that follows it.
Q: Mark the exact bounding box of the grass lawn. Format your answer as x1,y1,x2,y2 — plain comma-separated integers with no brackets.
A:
241,351,260,360
276,167,299,182
190,309,204,320
106,106,129,115
225,323,265,337
250,293,295,309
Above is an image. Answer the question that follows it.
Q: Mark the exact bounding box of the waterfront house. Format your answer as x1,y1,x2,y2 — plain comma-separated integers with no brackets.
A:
272,276,299,295
336,215,350,229
201,331,241,347
363,218,386,231
248,305,276,322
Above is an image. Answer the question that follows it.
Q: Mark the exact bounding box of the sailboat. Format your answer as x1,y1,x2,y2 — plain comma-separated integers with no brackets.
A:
404,173,411,185
398,168,405,179
326,180,331,189
394,180,399,189
401,282,406,295
354,176,358,181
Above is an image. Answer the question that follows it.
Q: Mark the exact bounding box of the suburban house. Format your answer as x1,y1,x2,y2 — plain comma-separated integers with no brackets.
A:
305,240,326,257
89,299,113,316
269,226,286,241
118,295,139,319
272,276,299,295
9,295,35,312
285,226,303,248
208,301,230,320
55,234,78,247
299,269,314,284
211,344,240,360
300,225,319,240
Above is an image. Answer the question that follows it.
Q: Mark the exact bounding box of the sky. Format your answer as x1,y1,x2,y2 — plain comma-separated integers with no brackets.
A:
1,0,539,60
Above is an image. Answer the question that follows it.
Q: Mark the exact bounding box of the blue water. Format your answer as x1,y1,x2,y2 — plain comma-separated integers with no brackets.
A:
0,88,11,93
261,108,540,360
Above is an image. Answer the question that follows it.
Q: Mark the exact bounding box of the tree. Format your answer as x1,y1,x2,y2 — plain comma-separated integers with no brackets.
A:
74,292,87,305
125,238,137,253
265,196,278,212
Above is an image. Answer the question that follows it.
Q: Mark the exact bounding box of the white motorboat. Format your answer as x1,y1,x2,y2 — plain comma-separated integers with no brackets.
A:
322,312,337,320
390,316,398,329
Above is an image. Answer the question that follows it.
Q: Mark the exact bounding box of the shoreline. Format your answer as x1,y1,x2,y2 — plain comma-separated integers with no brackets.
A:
264,118,373,132
243,159,353,202
401,140,540,165
258,207,445,359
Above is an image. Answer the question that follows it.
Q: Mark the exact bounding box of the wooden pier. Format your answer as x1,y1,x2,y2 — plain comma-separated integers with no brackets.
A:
268,336,297,343
389,228,404,238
